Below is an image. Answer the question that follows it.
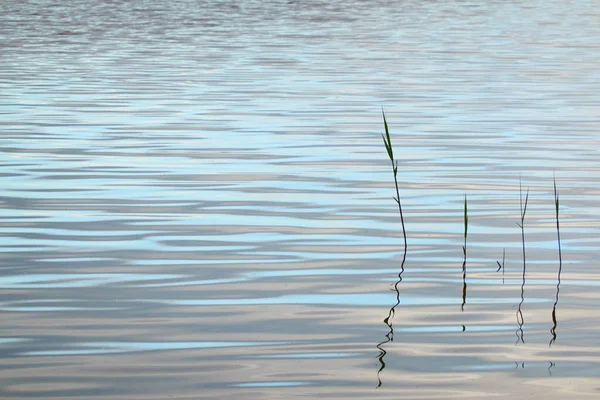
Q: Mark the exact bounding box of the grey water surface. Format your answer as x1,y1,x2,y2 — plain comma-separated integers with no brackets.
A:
1,0,599,398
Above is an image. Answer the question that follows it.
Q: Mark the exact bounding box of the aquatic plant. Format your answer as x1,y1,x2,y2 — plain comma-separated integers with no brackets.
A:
517,177,529,262
463,193,468,255
516,178,529,344
377,110,407,387
550,176,563,346
381,109,407,253
553,176,562,267
461,193,468,312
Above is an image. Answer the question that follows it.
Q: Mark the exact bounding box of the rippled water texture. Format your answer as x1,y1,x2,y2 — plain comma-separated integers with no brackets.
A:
1,0,600,398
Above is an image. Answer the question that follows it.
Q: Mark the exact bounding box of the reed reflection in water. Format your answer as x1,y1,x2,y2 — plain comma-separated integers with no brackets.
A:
376,178,572,385
376,254,405,388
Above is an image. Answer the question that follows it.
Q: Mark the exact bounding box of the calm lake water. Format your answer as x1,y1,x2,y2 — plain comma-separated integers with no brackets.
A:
1,0,599,398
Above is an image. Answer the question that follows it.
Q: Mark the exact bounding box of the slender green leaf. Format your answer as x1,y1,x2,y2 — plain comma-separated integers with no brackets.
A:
381,134,393,161
378,109,407,252
382,110,393,161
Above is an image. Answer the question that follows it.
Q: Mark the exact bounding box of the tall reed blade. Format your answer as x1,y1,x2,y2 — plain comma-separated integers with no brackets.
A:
464,194,468,241
554,176,562,266
380,109,407,253
461,193,468,312
517,177,529,262
516,177,529,344
550,176,563,346
382,111,394,162
377,109,408,387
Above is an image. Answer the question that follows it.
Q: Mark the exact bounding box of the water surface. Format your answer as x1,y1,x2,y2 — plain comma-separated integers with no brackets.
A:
1,0,600,398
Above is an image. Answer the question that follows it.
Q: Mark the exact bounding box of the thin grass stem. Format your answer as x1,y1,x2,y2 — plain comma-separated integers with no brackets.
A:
550,175,563,347
381,109,407,254
461,193,468,312
516,177,529,344
377,109,408,387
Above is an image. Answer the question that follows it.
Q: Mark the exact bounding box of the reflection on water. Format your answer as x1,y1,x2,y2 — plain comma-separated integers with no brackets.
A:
461,194,468,314
514,362,525,370
496,248,506,284
515,278,526,344
376,251,405,387
549,262,562,347
2,0,600,398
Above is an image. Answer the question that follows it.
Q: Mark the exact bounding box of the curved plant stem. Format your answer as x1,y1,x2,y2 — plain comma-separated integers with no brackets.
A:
550,176,563,347
516,177,529,344
376,109,407,387
381,109,407,254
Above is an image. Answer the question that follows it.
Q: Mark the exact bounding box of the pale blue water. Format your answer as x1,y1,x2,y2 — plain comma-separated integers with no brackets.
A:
1,0,599,398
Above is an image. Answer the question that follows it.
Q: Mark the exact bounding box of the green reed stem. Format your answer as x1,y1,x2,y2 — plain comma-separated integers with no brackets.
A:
550,175,563,347
517,177,529,269
515,177,529,344
463,193,468,257
461,193,468,312
554,176,562,266
381,109,407,254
